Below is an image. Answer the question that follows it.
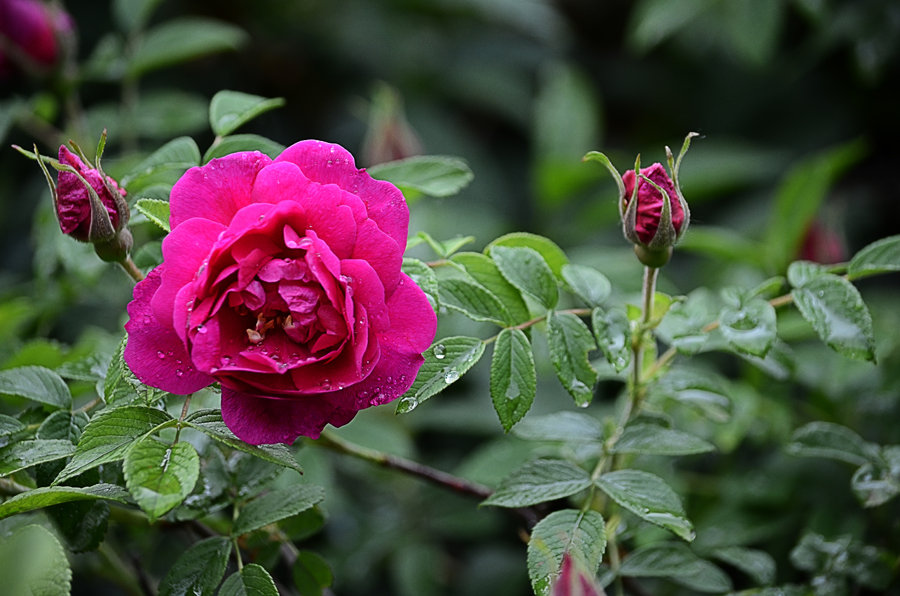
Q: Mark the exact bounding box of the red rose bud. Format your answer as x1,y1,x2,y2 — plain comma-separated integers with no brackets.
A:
551,553,605,596
0,0,74,76
53,144,132,261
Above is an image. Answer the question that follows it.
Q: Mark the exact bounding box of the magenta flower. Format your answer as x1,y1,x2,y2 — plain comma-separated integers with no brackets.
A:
622,162,685,247
124,141,437,445
0,0,73,75
56,145,127,242
551,553,604,596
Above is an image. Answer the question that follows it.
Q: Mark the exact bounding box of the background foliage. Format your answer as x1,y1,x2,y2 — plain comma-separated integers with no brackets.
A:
2,1,900,595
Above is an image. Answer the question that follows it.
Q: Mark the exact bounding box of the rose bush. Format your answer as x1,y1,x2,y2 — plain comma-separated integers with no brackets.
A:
124,140,437,444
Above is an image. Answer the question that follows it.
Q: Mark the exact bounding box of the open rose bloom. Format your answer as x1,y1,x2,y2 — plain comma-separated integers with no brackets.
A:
125,141,436,444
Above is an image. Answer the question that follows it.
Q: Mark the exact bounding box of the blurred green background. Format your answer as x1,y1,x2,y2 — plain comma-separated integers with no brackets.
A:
2,1,900,594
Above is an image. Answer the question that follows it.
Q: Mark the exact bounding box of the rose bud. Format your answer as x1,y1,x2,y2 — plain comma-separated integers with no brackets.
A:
52,144,132,261
0,0,74,76
584,133,697,268
124,140,437,445
550,553,605,596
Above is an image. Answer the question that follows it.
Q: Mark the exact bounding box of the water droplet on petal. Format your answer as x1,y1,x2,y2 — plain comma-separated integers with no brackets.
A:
433,344,446,359
196,324,207,334
175,369,184,377
157,351,166,359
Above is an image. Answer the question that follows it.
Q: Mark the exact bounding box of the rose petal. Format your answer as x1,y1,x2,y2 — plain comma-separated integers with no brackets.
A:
380,273,437,354
169,152,273,229
124,267,214,394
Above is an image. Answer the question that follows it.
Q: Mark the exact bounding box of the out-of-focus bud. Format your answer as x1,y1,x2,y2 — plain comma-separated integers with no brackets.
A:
0,0,74,76
799,219,846,264
361,82,423,166
18,133,133,263
550,553,606,596
584,133,698,268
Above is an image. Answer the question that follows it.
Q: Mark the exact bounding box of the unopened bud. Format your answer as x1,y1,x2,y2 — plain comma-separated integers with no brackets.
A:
55,144,128,244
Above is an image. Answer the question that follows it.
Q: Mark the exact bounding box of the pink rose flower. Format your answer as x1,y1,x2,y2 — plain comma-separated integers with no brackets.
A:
56,145,127,242
622,162,685,246
124,141,437,445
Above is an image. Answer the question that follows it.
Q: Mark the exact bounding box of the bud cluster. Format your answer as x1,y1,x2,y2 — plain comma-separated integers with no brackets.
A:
585,133,697,268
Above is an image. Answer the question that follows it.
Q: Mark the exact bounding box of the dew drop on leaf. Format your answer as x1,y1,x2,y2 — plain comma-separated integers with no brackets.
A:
433,344,446,359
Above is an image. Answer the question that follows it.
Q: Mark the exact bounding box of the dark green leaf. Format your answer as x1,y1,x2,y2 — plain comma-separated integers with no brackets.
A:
562,264,611,307
203,134,285,163
209,90,285,137
0,440,76,476
591,307,631,372
135,198,171,232
0,524,72,596
653,369,732,422
0,365,71,409
487,233,569,279
105,336,168,406
121,136,201,191
513,411,604,444
48,499,110,553
491,245,559,309
412,232,475,258
232,484,325,536
0,483,130,520
368,155,473,197
397,337,485,413
490,328,537,431
786,422,880,466
36,410,89,443
711,546,776,585
718,294,777,357
183,409,303,473
438,277,510,326
786,260,828,288
483,459,591,508
619,542,732,593
656,289,720,355
613,423,715,456
292,551,334,596
158,536,231,596
848,234,900,279
55,352,108,382
852,446,900,507
219,564,279,596
0,414,25,437
595,470,694,541
402,258,439,310
791,273,876,362
451,252,530,325
124,438,200,521
129,18,247,76
54,406,174,484
546,311,597,406
527,509,606,596
113,0,164,32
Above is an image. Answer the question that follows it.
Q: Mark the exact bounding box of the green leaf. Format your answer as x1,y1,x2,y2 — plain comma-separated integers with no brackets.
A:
763,139,866,270
54,406,174,484
718,294,777,357
562,264,611,307
135,198,171,232
848,234,900,279
526,509,606,596
219,564,279,596
113,0,164,32
490,245,559,309
786,260,828,288
487,232,569,279
546,311,597,407
368,155,473,198
402,258,439,310
0,413,25,437
677,225,765,266
292,551,334,596
412,231,475,258
0,439,76,476
36,410,89,443
129,17,247,76
482,459,591,508
513,411,604,443
203,134,285,163
438,277,510,326
0,484,130,521
595,469,694,540
209,91,285,137
852,446,900,507
791,273,876,362
232,484,325,536
55,352,108,382
490,328,537,432
104,336,168,407
786,421,880,466
711,546,776,585
612,423,715,456
450,252,530,325
0,365,71,409
158,536,231,596
653,369,732,422
619,542,732,593
183,409,303,473
124,438,200,521
397,337,486,413
656,289,720,355
0,524,71,596
591,307,631,372
48,499,110,553
121,136,201,191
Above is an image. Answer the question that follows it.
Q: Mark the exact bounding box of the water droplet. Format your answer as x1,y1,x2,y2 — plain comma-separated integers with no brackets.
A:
160,448,172,469
443,369,460,384
175,369,184,377
258,214,265,222
156,351,166,359
399,397,418,412
278,363,288,371
143,315,152,324
210,367,219,373
817,290,825,298
505,379,520,401
196,324,207,334
175,359,182,365
433,344,446,359
577,401,590,408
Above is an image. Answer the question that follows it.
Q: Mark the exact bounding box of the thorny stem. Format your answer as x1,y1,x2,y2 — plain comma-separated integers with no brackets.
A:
119,256,145,283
